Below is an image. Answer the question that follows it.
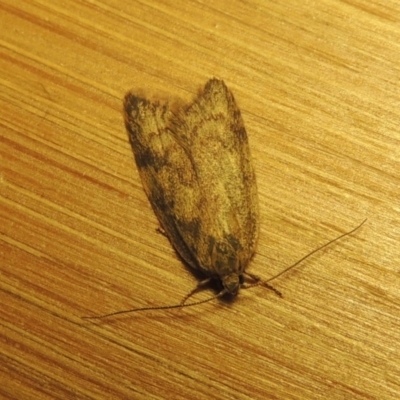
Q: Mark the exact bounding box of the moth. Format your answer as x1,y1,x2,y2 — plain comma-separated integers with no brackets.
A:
124,78,260,302
82,79,366,318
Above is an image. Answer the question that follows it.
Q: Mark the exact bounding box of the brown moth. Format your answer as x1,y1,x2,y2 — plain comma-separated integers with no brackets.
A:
82,79,366,318
124,78,259,298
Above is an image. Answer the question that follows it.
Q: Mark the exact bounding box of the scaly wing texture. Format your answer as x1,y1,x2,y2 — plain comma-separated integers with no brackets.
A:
124,93,201,271
124,79,259,278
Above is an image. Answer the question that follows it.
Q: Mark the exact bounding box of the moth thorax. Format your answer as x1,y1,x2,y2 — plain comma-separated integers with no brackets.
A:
222,273,240,295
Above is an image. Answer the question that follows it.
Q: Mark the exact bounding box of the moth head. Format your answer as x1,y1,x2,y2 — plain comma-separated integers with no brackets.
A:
221,273,241,296
210,237,243,295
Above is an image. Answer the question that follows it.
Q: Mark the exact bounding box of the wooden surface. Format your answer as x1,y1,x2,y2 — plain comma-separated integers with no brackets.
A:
1,1,400,399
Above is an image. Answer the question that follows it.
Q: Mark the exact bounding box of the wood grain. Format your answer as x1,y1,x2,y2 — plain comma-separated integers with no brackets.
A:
1,1,399,399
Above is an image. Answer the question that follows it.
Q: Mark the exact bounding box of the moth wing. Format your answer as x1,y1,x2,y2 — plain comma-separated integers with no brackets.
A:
172,79,259,277
124,79,258,279
124,94,202,271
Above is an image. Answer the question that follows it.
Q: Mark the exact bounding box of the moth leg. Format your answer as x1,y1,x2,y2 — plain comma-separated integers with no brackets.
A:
180,277,213,305
156,227,167,236
243,272,282,297
244,272,261,283
260,283,282,298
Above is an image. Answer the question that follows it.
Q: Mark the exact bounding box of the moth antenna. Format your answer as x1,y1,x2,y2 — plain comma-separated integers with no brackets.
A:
82,219,366,319
82,290,226,319
254,218,367,287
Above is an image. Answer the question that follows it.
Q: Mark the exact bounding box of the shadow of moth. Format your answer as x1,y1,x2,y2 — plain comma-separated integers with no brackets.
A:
82,79,366,319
